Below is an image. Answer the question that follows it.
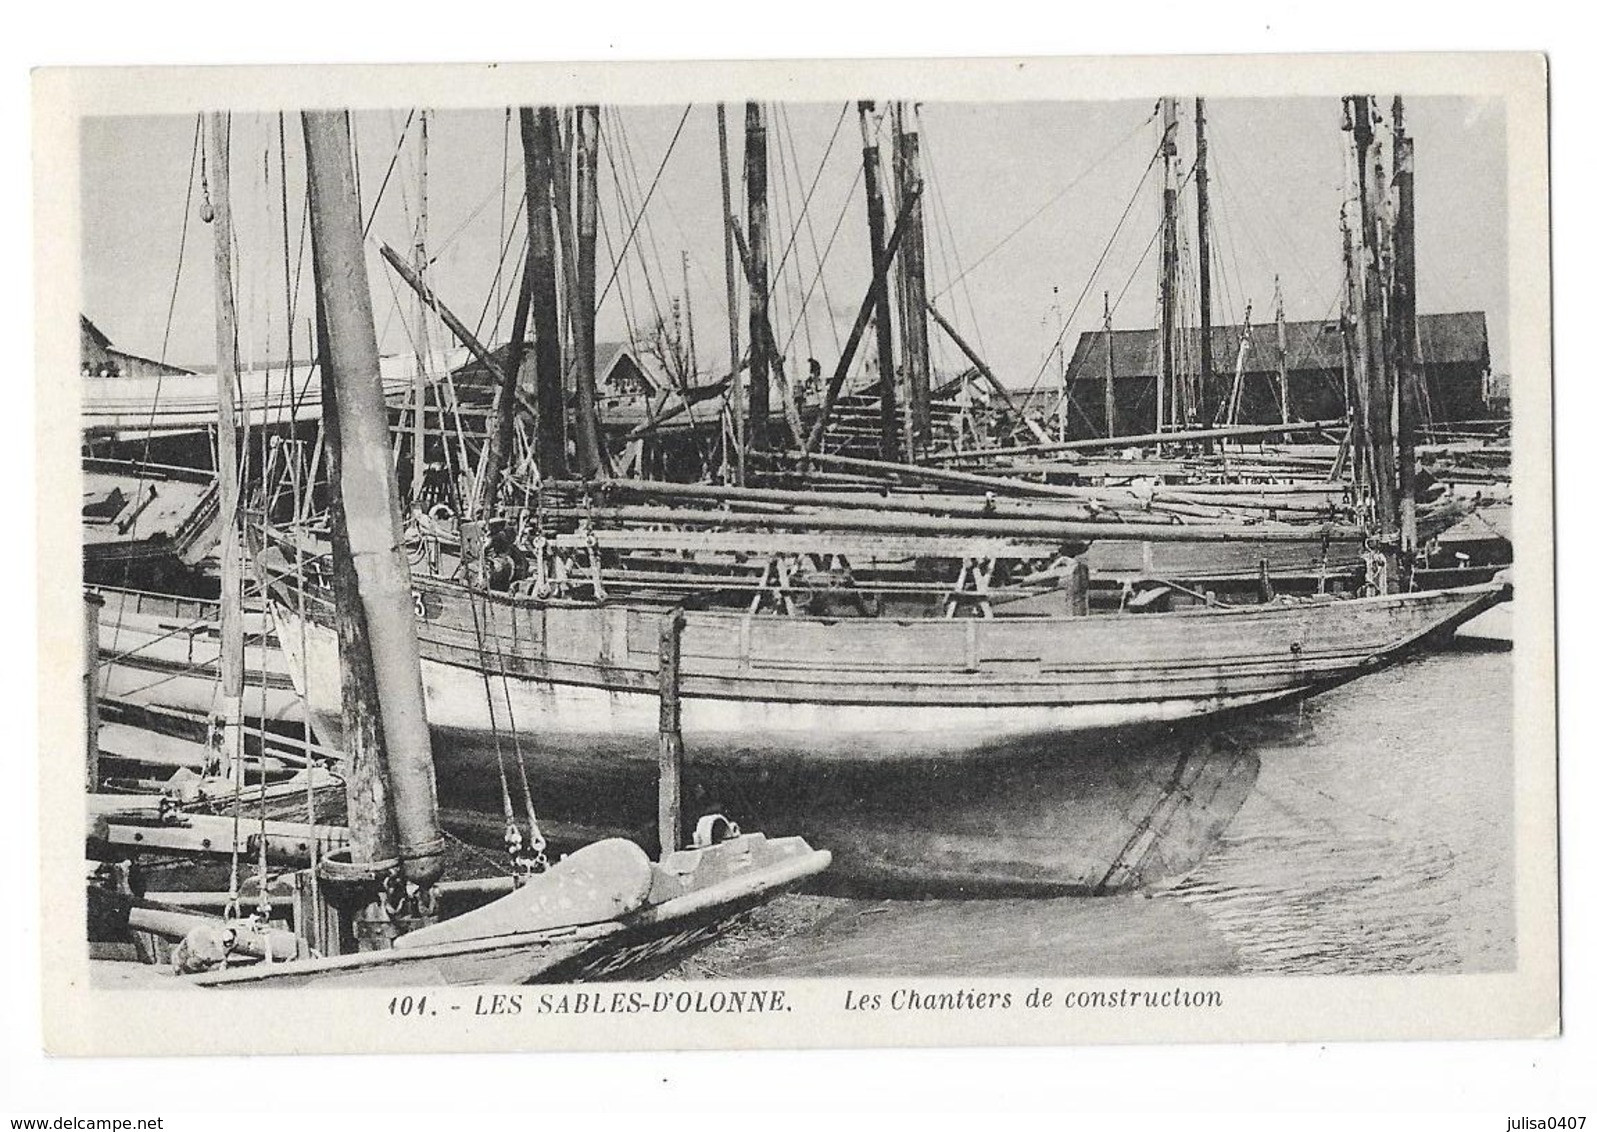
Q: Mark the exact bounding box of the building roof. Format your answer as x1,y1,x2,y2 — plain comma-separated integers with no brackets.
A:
451,338,672,395
80,315,112,352
1064,310,1489,384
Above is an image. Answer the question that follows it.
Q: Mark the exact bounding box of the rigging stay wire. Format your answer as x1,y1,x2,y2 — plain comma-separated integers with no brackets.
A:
596,104,693,313
610,108,672,340
775,161,863,365
930,107,1156,302
776,104,846,358
359,109,415,239
919,114,988,361
763,103,850,352
764,119,799,372
105,112,206,659
603,107,673,365
1014,134,1169,407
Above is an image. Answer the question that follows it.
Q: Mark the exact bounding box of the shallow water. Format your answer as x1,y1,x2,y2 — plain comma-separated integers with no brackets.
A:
686,609,1515,979
1170,616,1515,975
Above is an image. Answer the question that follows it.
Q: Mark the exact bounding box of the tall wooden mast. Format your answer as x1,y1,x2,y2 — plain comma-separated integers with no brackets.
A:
681,250,698,379
475,109,536,517
572,105,605,477
857,101,900,463
205,112,244,784
1344,94,1399,589
892,103,932,461
525,108,569,480
1157,97,1179,436
1194,97,1215,427
303,110,445,897
744,102,771,456
408,109,433,505
716,104,744,484
1103,291,1116,438
1390,95,1420,570
1274,275,1290,423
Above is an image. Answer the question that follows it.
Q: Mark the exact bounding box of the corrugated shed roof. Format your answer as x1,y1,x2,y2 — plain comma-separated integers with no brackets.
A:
1065,311,1488,384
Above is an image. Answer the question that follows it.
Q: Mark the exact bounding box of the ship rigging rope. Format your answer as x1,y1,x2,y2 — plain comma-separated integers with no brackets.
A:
596,104,693,312
919,117,988,360
766,104,850,325
460,579,544,863
360,109,416,239
776,104,847,356
102,114,207,671
606,108,675,374
775,162,863,364
1013,137,1171,409
931,108,1155,303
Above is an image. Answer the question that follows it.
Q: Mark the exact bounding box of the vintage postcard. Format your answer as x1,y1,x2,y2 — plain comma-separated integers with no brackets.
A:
34,51,1556,1056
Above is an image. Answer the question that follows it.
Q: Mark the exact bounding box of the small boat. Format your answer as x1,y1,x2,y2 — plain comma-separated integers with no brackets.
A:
82,459,221,581
91,586,305,726
175,828,828,988
81,351,468,441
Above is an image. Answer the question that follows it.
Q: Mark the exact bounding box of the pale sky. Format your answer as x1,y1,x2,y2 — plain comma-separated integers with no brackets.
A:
79,95,1507,394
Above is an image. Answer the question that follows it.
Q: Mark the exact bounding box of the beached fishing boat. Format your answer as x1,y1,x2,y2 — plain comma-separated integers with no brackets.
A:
91,586,304,725
266,564,1505,773
256,529,1504,893
82,458,221,580
81,350,468,442
88,108,830,988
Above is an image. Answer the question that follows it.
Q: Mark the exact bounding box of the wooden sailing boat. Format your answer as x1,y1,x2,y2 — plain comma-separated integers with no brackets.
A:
91,108,827,988
246,100,1503,896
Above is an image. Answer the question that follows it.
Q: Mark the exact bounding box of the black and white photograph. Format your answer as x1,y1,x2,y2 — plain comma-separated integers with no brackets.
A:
32,52,1555,1056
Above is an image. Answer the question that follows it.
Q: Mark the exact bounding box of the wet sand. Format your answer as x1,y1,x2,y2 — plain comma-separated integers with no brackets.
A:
671,892,1238,979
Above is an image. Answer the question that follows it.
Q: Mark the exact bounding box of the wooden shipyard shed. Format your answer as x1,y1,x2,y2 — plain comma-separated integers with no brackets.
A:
1060,310,1496,439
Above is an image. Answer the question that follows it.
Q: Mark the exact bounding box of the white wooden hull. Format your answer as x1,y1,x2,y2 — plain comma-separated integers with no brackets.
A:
267,576,1503,893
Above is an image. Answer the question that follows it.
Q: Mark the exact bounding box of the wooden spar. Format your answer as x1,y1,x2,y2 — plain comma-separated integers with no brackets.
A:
857,101,901,463
561,499,1364,544
1348,96,1399,585
85,590,103,789
802,183,922,454
483,143,534,509
925,301,1049,444
744,102,771,454
572,106,605,478
408,110,433,504
304,110,444,888
681,250,698,378
892,103,933,460
1337,208,1366,486
716,104,744,484
930,418,1345,463
313,269,400,923
656,609,685,856
473,111,538,518
1103,291,1116,439
550,111,580,365
551,476,1120,522
1158,97,1179,435
1390,96,1420,567
729,220,807,450
206,112,245,784
1225,303,1254,426
1274,276,1290,423
1194,97,1215,427
786,445,1350,512
378,245,535,420
526,108,571,480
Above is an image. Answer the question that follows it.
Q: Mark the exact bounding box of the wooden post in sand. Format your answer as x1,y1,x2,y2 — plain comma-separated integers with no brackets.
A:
657,608,687,856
